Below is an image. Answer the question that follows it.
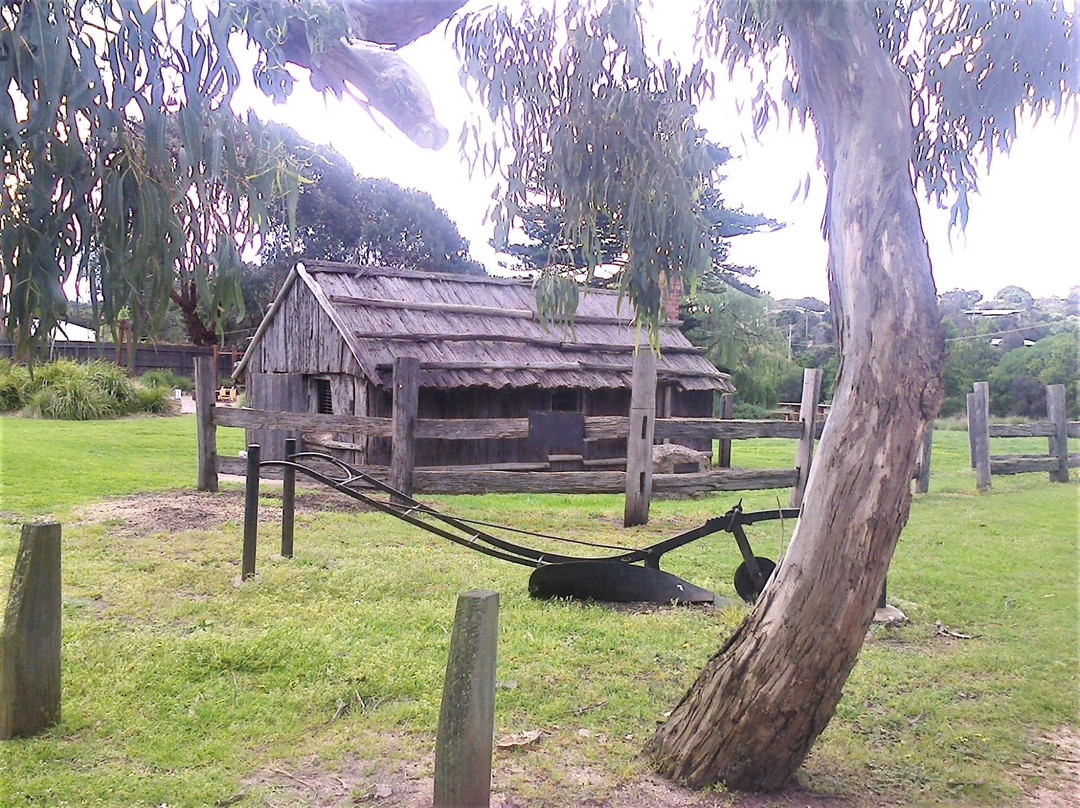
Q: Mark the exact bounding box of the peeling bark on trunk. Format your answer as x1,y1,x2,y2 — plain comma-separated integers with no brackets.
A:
648,4,944,792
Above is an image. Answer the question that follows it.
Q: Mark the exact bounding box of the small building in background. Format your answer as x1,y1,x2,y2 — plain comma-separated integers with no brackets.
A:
232,261,733,467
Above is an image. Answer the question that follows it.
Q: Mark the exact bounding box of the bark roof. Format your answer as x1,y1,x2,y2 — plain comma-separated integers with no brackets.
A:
238,261,733,393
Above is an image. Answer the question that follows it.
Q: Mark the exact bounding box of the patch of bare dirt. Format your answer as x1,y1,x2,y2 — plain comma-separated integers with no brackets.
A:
239,725,1080,807
244,761,855,808
75,488,368,538
242,737,854,808
1020,726,1080,808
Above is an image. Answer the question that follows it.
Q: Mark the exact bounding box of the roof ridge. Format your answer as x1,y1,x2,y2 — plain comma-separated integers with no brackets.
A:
299,260,628,297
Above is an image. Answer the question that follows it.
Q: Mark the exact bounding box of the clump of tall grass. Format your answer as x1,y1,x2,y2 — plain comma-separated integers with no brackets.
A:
4,358,178,419
0,358,31,411
132,383,173,413
22,376,115,420
140,368,194,393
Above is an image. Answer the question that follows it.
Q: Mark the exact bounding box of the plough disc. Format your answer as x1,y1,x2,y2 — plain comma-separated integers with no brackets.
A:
529,560,715,605
733,557,777,603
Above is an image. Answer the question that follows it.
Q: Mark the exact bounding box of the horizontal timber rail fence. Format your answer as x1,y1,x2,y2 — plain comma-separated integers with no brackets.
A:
1,341,238,382
194,359,934,509
967,381,1079,491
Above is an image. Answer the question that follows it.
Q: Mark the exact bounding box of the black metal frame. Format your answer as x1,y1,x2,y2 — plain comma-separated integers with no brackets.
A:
241,445,799,602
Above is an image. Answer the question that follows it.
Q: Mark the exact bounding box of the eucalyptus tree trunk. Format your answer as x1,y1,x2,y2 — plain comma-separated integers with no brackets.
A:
648,4,944,792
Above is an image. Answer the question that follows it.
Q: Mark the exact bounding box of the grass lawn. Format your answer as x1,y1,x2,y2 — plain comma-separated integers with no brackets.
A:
0,415,1076,807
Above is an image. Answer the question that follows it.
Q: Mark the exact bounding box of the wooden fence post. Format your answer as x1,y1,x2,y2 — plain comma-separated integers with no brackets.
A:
789,367,823,509
966,392,977,468
969,383,991,491
242,444,260,580
914,421,933,494
1046,384,1069,483
1,523,62,739
281,437,296,558
195,355,218,492
434,590,499,808
718,392,734,468
390,357,420,498
624,349,657,527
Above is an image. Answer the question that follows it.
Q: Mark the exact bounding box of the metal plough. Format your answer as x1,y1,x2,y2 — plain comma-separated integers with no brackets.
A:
245,450,799,605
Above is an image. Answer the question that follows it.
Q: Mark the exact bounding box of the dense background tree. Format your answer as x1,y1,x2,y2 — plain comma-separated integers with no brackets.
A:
681,274,796,412
258,127,485,276
938,285,1078,417
223,128,485,346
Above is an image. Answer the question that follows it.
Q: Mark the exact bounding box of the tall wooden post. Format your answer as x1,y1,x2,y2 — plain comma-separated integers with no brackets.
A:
624,349,657,527
789,367,824,508
281,437,297,558
1,523,62,739
434,590,499,808
718,392,734,468
1046,384,1069,483
966,392,977,468
390,357,420,498
969,383,991,492
194,355,218,492
242,444,261,580
914,421,933,494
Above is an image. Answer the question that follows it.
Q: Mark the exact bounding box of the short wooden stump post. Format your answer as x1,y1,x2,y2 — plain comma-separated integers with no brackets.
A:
434,590,499,808
1,522,62,739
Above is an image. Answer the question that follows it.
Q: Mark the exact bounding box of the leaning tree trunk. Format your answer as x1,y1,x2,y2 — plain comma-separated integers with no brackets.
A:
648,4,944,792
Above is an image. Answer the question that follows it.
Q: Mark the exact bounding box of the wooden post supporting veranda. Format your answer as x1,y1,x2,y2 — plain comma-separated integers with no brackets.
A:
968,382,991,492
390,356,420,499
789,367,824,509
1046,384,1070,483
718,392,734,468
194,355,218,492
624,349,657,527
1,523,62,739
434,590,499,808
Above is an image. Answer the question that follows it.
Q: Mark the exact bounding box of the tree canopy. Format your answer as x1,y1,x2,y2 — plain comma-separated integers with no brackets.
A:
456,0,725,332
0,0,306,352
0,0,462,355
258,127,485,276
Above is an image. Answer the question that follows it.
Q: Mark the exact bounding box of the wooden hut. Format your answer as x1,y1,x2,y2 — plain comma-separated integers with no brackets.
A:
232,261,733,466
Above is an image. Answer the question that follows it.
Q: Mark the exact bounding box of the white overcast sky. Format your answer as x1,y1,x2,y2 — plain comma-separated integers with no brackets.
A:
239,3,1079,304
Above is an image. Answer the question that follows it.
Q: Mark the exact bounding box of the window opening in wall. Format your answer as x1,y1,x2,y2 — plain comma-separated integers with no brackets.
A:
314,378,333,414
550,388,581,412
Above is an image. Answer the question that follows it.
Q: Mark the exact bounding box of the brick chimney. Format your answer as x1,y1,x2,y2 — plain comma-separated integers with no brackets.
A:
663,272,683,321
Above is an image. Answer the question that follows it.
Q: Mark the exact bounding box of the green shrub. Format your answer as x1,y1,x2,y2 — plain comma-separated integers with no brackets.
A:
12,358,181,420
83,360,140,413
732,401,774,420
28,358,84,390
132,382,176,414
22,375,116,420
0,359,31,411
140,368,194,392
